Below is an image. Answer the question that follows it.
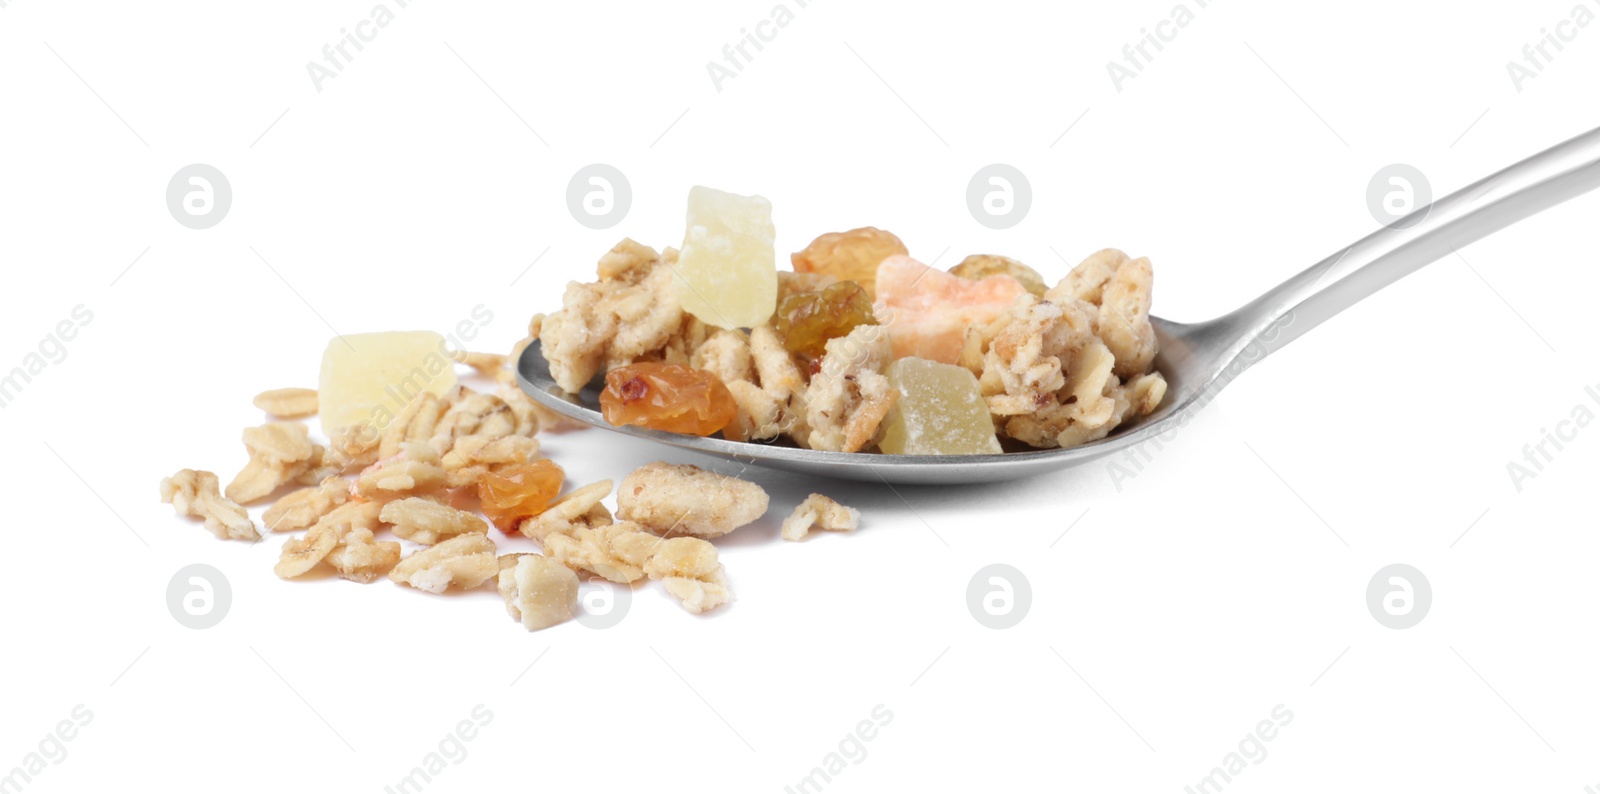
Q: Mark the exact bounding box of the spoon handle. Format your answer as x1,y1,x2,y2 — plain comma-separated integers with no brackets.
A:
1225,124,1600,354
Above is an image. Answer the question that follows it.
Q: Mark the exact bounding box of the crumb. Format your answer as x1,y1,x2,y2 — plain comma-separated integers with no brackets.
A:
780,494,860,541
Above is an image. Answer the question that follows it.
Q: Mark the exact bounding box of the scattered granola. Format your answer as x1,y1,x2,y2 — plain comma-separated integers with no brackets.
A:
642,537,720,580
324,529,402,584
497,554,579,631
326,423,381,470
252,387,319,419
353,442,449,502
518,480,613,542
662,567,735,614
780,494,860,541
543,522,659,584
274,502,387,578
379,392,445,461
262,477,349,533
616,462,769,539
274,524,340,579
158,197,1174,637
380,497,489,545
160,469,259,541
388,533,499,594
226,422,330,504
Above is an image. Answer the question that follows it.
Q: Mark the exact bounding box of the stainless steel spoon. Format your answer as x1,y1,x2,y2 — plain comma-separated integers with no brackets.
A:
519,125,1600,484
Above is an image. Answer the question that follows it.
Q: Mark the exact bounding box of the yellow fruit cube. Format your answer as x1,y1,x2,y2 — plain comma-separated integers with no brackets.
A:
879,358,1002,455
318,331,457,432
674,186,778,329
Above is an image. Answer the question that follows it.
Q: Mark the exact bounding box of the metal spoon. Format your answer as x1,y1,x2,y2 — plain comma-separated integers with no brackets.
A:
519,125,1600,484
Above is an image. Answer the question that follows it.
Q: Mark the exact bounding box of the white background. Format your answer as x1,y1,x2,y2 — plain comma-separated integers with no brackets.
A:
2,0,1598,792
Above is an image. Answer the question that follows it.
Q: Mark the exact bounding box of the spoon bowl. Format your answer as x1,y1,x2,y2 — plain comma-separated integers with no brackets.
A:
517,317,1217,484
519,124,1600,483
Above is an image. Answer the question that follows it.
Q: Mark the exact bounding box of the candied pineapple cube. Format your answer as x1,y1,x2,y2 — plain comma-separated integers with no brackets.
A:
318,331,457,432
674,186,778,330
879,357,1002,455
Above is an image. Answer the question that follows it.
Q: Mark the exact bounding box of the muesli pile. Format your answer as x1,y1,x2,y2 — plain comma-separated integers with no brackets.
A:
543,186,1167,454
162,351,850,629
158,185,1164,631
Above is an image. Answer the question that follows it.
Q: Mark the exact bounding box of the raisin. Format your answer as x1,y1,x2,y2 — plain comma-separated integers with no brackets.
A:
600,362,737,437
773,281,877,360
477,459,565,533
790,227,908,298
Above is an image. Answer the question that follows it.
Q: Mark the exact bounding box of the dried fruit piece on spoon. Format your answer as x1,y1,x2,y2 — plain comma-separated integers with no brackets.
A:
600,362,736,437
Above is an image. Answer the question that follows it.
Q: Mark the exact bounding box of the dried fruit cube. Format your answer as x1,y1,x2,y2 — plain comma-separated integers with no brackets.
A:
599,362,736,437
674,186,778,329
790,227,908,299
497,555,579,631
879,358,1002,455
616,462,769,539
780,494,861,541
318,331,457,434
388,534,499,594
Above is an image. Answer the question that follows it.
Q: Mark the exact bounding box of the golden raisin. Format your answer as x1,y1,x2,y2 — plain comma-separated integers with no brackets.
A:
774,281,877,360
477,459,564,533
948,254,1048,297
790,227,908,299
600,363,737,437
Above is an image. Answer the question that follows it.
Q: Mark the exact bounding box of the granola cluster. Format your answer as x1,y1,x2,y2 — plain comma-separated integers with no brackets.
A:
969,249,1168,448
159,353,859,631
537,239,1167,453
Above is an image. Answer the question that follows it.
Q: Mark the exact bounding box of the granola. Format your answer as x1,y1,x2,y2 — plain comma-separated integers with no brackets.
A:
780,494,860,541
262,476,350,533
380,497,489,545
252,387,319,419
543,522,659,584
804,325,896,453
662,566,735,614
518,479,614,542
159,469,259,541
539,239,684,393
227,422,330,504
324,529,402,584
642,537,719,580
497,554,579,631
388,533,499,594
616,462,769,539
353,442,448,502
